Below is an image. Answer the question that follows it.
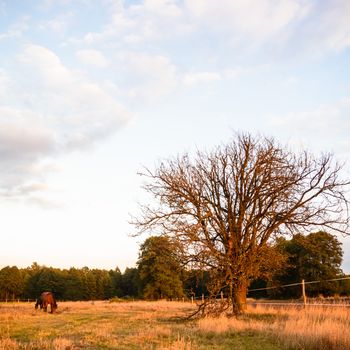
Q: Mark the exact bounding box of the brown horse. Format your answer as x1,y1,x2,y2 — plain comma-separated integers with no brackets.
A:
35,292,57,313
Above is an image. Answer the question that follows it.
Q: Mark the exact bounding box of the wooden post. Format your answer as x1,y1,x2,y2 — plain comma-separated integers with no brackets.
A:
202,294,204,303
191,296,194,304
302,279,307,308
221,291,224,301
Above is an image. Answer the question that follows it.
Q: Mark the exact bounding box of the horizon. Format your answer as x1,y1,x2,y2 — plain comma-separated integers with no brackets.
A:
1,0,350,273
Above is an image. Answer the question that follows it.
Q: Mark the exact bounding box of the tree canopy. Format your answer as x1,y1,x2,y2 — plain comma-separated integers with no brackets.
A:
133,133,350,314
272,231,343,297
137,236,184,300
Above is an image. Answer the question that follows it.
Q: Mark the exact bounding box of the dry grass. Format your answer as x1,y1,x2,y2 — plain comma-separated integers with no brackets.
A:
1,300,349,349
0,300,195,350
198,304,350,349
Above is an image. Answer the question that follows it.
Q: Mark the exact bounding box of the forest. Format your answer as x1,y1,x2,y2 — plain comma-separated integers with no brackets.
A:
1,231,350,302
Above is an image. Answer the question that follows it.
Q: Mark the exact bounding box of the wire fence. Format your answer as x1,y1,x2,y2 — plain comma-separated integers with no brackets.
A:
247,276,350,292
245,276,350,308
248,301,350,308
185,276,350,307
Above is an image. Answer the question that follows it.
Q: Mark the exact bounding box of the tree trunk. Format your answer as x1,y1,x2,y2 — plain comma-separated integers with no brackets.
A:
232,279,248,314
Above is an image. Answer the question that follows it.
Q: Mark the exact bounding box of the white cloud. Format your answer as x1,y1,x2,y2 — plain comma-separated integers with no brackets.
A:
285,76,299,85
130,0,182,18
76,49,109,67
81,0,188,45
182,0,350,57
38,12,74,33
297,0,350,54
183,71,221,85
16,45,130,147
0,69,9,97
71,0,350,64
0,15,29,41
0,118,55,190
24,196,64,210
182,66,252,86
184,0,310,46
0,120,54,162
117,51,178,100
0,44,131,201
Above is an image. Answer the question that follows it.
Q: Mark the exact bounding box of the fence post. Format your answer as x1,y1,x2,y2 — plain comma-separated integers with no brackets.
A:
302,279,307,308
202,294,204,303
221,291,224,301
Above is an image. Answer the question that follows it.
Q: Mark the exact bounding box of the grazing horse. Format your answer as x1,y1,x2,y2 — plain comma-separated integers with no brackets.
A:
35,292,57,313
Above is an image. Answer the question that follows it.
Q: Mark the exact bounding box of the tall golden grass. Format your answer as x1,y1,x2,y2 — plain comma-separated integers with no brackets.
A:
198,304,350,349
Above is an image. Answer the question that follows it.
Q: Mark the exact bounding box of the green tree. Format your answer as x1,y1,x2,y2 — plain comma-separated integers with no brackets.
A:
183,269,210,298
137,236,184,300
120,267,140,298
91,269,113,299
62,268,85,300
24,266,65,299
133,133,350,314
23,263,43,298
272,231,343,297
109,268,123,297
338,276,350,295
0,266,23,300
81,267,97,300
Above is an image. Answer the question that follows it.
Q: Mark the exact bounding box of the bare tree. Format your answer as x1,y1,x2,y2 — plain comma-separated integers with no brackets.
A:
132,133,350,314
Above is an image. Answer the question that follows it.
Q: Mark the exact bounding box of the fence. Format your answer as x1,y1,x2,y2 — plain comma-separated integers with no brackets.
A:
247,276,350,307
185,276,350,308
0,299,36,303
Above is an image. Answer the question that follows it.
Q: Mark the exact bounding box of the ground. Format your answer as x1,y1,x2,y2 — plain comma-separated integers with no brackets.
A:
0,300,349,349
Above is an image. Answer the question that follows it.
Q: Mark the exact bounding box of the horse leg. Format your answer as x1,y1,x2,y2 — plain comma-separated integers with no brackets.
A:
43,302,48,312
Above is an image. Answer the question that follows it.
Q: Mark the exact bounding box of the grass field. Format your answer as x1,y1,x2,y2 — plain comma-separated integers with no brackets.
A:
0,300,349,349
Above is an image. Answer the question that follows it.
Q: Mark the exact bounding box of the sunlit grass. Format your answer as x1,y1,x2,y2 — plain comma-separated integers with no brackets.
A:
1,300,349,349
0,301,194,349
198,305,350,350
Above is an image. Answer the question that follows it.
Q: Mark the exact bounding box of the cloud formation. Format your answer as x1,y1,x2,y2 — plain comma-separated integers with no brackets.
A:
0,44,131,200
116,51,178,100
76,49,109,67
1,0,350,205
185,0,310,44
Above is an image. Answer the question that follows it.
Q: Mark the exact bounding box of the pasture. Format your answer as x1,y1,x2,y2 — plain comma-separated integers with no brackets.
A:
0,300,350,349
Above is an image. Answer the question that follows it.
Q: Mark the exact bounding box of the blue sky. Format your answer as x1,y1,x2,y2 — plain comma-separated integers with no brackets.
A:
1,0,350,272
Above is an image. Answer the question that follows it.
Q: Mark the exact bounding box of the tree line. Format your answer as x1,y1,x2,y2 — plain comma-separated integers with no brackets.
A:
0,263,138,301
1,231,349,302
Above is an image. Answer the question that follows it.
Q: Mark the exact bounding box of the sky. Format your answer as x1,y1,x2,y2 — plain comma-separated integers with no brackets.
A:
1,0,350,273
